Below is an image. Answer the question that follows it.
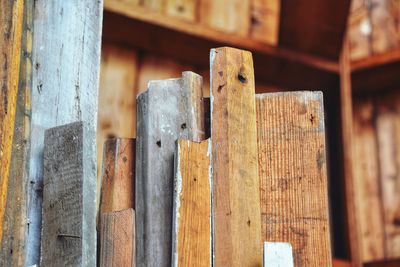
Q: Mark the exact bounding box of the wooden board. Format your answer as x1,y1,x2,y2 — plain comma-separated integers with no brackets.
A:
200,0,250,36
210,47,262,267
136,71,204,267
256,91,332,267
98,43,138,206
26,1,103,264
352,99,385,262
250,0,280,45
100,209,135,267
99,138,135,214
41,122,95,266
166,0,196,21
172,139,211,267
0,0,24,246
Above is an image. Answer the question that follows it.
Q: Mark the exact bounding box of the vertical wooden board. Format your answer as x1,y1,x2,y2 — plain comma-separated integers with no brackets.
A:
200,0,250,36
100,209,135,267
100,138,135,214
263,242,294,267
211,47,262,267
0,0,24,245
98,43,138,205
172,139,211,267
352,99,385,262
165,0,197,21
348,1,372,60
376,95,400,259
27,1,103,265
136,71,204,267
41,122,95,266
250,0,280,45
256,91,332,267
137,54,192,94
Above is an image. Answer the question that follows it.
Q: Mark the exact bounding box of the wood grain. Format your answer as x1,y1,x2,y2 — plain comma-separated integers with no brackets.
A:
100,138,135,214
136,71,204,267
0,0,24,245
250,0,280,45
166,0,197,21
27,1,103,264
100,209,135,267
210,47,262,267
172,139,211,267
256,91,332,267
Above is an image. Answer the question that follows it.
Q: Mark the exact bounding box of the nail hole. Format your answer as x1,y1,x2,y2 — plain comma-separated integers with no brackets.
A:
238,73,247,84
181,123,187,130
156,140,161,147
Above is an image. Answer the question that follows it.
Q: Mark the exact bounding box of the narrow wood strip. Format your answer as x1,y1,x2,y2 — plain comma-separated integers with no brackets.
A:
256,91,332,267
100,209,135,267
172,139,211,267
136,71,204,267
211,47,262,267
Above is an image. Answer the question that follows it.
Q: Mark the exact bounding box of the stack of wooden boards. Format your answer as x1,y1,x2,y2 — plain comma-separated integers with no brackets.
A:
40,47,332,266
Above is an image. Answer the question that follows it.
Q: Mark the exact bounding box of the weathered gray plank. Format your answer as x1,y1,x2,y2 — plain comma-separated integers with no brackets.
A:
41,122,95,266
26,1,103,265
136,71,204,267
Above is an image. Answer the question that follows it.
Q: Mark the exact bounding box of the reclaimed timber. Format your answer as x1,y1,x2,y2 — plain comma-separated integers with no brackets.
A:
200,0,250,36
41,122,95,266
103,1,339,91
352,100,385,262
172,139,211,267
340,39,362,267
250,0,280,45
263,242,294,267
348,1,371,61
256,91,332,267
166,0,196,21
279,0,352,60
211,47,262,267
0,0,24,246
143,0,165,12
136,71,204,267
0,0,33,265
100,209,135,267
100,138,135,214
26,1,103,265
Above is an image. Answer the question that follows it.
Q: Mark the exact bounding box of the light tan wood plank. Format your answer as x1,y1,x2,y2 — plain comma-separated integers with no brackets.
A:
172,139,211,267
200,0,250,36
143,0,165,12
352,99,385,262
100,209,135,267
211,47,262,267
256,91,332,267
250,0,280,45
166,0,197,21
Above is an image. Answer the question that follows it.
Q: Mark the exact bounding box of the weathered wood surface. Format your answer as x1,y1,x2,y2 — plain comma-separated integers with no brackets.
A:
172,139,211,267
0,0,25,246
136,71,204,267
100,209,135,267
250,0,280,45
100,138,135,214
26,1,103,265
256,91,332,267
166,0,196,21
41,122,95,266
211,47,262,267
263,242,294,267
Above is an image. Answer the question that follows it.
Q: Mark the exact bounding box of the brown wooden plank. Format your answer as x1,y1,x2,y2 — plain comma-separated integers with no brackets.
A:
210,47,262,267
100,209,135,267
99,138,135,215
172,139,211,267
143,0,165,12
165,0,197,21
279,0,352,60
256,91,332,267
0,0,24,245
352,99,385,262
250,0,280,45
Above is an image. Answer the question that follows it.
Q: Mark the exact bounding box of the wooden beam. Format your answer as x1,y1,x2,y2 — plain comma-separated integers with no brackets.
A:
250,0,280,46
0,0,25,246
26,1,103,264
263,242,294,267
99,138,135,214
135,71,204,267
279,0,352,60
172,139,211,267
41,122,96,266
100,209,135,267
256,91,332,266
211,47,262,266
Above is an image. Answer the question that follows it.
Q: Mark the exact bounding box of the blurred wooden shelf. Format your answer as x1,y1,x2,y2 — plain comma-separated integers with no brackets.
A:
103,1,339,91
351,49,400,93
